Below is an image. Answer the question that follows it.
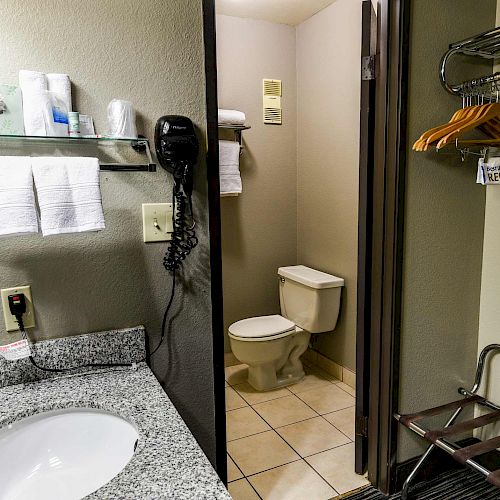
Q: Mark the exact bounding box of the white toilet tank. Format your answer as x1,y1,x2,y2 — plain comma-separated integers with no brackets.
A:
278,265,344,333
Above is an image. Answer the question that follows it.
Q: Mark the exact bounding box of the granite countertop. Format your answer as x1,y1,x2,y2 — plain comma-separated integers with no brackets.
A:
0,328,231,499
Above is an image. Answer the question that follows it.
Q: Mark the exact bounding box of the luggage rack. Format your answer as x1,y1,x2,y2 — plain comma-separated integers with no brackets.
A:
395,344,500,499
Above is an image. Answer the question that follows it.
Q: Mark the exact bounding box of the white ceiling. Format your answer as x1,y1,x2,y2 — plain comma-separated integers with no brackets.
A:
215,0,338,26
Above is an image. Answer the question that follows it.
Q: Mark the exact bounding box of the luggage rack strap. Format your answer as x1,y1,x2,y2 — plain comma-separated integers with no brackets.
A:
488,469,500,488
454,436,500,464
425,409,500,443
399,395,484,427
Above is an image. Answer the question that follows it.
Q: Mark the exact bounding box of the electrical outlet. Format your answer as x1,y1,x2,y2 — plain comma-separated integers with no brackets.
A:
142,203,173,243
1,286,36,332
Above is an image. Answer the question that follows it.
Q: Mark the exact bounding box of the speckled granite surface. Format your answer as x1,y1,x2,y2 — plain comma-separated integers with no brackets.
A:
0,326,146,388
0,329,231,499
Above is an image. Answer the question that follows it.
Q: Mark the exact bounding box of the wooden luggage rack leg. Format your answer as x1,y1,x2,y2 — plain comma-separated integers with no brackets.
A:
395,344,500,500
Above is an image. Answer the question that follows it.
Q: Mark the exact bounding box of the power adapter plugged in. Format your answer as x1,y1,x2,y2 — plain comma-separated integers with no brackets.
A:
8,293,27,330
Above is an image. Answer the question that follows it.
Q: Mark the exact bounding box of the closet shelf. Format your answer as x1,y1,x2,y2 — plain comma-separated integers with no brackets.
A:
440,27,500,96
0,134,156,172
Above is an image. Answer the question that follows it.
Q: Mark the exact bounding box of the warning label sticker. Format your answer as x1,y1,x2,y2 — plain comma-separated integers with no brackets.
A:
0,340,31,361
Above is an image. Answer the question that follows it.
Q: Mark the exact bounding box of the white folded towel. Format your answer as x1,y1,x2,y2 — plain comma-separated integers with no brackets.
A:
46,73,72,113
32,157,105,236
0,156,39,236
19,70,48,136
219,140,242,196
218,109,246,126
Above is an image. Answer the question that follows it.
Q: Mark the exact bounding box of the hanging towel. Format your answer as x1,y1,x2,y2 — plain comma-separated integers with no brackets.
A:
219,140,242,196
477,157,500,185
32,157,105,236
0,156,39,237
19,70,48,136
46,73,72,113
218,109,246,126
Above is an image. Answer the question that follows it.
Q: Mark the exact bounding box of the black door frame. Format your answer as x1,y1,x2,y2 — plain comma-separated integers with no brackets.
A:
365,0,410,494
202,0,227,485
356,0,377,475
203,0,411,492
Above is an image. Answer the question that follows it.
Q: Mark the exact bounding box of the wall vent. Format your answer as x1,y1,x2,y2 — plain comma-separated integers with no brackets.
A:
263,79,282,125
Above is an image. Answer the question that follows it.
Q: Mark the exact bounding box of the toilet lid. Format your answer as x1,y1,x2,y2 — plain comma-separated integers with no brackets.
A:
228,315,296,340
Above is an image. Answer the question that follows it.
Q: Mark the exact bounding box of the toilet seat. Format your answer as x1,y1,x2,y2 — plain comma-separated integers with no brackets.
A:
228,315,297,342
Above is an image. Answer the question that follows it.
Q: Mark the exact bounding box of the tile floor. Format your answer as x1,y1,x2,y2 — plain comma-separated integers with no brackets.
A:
225,360,370,500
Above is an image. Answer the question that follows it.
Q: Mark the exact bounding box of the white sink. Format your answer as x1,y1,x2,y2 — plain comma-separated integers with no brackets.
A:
0,408,139,500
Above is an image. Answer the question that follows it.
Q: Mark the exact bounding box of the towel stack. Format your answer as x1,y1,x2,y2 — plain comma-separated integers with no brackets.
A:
218,109,246,126
219,140,242,196
218,109,246,196
0,156,105,237
19,70,73,136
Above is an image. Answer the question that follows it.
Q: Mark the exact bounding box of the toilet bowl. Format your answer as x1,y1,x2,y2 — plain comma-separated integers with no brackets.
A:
228,265,344,391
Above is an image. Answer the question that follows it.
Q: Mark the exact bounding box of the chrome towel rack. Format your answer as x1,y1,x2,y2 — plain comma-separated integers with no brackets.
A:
440,26,500,98
218,124,251,149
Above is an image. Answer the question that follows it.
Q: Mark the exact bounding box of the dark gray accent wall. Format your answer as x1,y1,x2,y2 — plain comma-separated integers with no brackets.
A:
398,0,496,462
0,0,217,464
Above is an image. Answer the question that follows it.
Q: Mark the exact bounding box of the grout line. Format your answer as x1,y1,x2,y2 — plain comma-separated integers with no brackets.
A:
335,381,356,397
319,410,355,442
242,455,304,479
226,427,274,443
302,456,343,495
275,420,354,460
227,453,245,483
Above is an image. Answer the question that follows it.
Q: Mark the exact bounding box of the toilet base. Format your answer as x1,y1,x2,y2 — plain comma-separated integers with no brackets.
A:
239,330,310,392
248,365,305,391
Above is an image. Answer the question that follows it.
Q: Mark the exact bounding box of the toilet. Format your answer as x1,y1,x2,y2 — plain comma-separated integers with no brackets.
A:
228,265,344,391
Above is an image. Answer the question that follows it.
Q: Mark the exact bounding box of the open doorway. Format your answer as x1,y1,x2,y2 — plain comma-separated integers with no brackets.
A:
212,1,375,497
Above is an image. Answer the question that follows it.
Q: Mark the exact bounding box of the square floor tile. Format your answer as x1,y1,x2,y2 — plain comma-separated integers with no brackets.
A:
226,406,271,441
226,386,248,411
337,381,355,397
324,407,355,440
248,460,336,500
228,479,260,500
253,395,317,428
288,365,337,394
227,454,243,482
296,384,355,415
233,381,291,405
227,430,300,476
276,416,350,457
225,364,248,386
306,443,370,494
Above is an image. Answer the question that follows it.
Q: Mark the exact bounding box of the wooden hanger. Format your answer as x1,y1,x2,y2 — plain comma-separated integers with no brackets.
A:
436,103,500,149
412,106,472,151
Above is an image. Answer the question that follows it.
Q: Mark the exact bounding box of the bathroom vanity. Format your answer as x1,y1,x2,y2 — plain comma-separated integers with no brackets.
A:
0,327,230,500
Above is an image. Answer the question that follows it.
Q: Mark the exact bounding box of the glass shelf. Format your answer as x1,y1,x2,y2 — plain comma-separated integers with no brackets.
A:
0,134,156,172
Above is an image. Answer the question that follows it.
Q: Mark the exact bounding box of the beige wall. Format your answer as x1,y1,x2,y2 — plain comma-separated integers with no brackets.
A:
216,15,298,352
0,0,218,463
296,1,362,371
397,0,495,462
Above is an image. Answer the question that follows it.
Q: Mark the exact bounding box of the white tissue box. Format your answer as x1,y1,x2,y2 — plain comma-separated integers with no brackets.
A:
0,85,25,136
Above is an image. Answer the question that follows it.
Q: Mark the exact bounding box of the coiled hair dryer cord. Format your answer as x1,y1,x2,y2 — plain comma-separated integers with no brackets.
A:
163,183,198,273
